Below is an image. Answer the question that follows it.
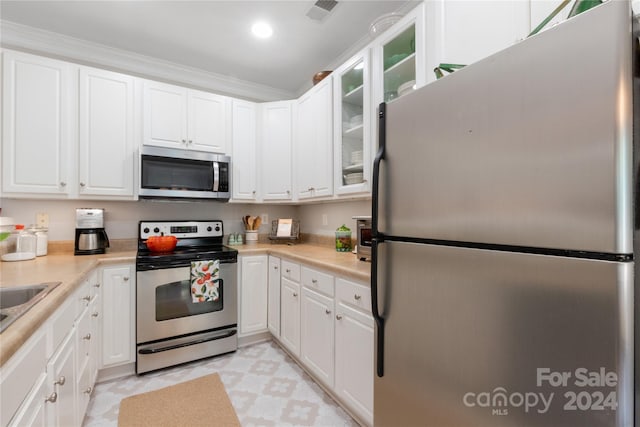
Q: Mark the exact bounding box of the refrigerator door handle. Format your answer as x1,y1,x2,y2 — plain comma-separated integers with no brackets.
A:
371,237,385,377
371,101,386,377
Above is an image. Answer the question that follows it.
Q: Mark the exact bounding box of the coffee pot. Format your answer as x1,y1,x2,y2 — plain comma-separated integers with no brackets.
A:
75,208,110,255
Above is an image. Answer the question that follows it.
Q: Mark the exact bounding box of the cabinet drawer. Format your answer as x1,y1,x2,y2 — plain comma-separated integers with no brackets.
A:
281,260,300,282
336,278,371,314
49,296,76,354
301,267,334,297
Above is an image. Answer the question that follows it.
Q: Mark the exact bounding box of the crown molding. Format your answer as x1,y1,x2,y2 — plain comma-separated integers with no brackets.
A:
0,20,294,102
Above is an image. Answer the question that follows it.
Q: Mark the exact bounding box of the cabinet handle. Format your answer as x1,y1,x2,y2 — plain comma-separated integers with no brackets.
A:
84,386,93,395
60,182,67,187
94,283,101,288
325,309,331,315
182,139,187,144
286,190,290,195
336,314,343,320
82,295,91,302
54,376,66,386
293,292,298,297
45,392,58,403
92,311,99,318
83,333,91,340
80,182,86,187
286,269,291,273
354,294,362,300
274,266,278,270
123,277,130,282
188,139,193,144
312,279,318,284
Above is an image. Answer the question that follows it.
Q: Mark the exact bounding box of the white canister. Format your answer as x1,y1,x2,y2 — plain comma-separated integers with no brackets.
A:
15,225,37,255
28,225,48,256
245,230,258,244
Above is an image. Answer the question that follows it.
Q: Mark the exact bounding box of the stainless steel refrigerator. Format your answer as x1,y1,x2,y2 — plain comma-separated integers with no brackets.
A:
371,1,634,426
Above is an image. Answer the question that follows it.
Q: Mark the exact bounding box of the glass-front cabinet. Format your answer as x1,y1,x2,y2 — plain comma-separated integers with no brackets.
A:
333,50,371,195
373,3,426,106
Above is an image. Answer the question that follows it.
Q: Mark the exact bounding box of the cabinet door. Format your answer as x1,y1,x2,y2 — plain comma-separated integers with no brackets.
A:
296,77,333,200
301,287,335,388
2,50,74,195
47,332,76,427
334,51,371,195
101,265,135,367
280,277,301,356
8,373,50,427
239,255,268,335
188,89,230,153
143,80,187,149
335,302,374,425
79,67,136,197
231,99,258,200
424,0,529,84
268,256,281,336
261,101,293,200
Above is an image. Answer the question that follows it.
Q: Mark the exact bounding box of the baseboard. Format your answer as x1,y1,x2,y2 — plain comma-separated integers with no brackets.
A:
96,362,135,383
238,331,272,348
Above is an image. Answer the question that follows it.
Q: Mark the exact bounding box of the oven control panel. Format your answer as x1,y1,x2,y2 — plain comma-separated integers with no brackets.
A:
139,221,223,239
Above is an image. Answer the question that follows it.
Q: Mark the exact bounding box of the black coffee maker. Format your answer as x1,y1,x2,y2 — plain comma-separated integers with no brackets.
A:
75,208,110,255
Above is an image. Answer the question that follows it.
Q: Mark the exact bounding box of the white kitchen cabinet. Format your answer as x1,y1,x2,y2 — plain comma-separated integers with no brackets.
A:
143,80,230,153
296,76,333,200
372,3,426,105
261,101,294,200
301,286,335,388
101,264,135,368
239,255,269,336
78,66,136,198
280,276,301,356
334,278,374,425
7,372,49,427
2,50,75,196
424,1,529,85
333,51,372,195
267,256,281,336
47,332,77,427
231,99,259,201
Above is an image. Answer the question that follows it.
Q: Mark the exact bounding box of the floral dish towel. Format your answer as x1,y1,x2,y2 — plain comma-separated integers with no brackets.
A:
191,259,220,303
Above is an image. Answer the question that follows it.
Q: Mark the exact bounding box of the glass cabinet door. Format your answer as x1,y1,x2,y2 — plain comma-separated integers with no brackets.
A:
334,51,371,195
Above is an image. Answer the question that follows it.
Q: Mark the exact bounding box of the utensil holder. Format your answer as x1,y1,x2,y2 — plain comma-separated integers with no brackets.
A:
245,230,258,244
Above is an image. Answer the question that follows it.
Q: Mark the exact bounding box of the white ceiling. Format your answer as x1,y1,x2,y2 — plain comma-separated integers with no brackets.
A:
0,0,419,95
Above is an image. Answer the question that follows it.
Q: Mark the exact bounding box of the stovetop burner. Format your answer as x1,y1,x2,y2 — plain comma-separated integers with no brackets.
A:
136,220,237,270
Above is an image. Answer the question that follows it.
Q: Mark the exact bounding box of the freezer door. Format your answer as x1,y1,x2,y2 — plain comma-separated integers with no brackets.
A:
377,0,633,254
373,241,633,427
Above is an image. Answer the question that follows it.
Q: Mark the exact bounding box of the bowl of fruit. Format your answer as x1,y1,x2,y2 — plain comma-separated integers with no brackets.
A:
146,233,178,253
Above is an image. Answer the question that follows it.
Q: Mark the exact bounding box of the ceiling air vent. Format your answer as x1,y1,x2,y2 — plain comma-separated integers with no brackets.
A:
306,0,339,22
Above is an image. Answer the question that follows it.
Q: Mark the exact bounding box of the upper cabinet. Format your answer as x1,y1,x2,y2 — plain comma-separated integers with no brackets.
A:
231,99,259,201
143,80,230,153
424,0,530,85
296,76,333,200
2,50,75,196
78,67,137,197
372,3,426,106
333,51,371,195
261,101,294,201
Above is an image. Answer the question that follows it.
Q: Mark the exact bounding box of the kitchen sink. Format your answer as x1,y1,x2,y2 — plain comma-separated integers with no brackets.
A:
0,282,61,333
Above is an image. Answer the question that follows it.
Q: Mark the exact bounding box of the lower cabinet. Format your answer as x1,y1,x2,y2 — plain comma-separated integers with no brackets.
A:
47,332,76,427
238,255,268,336
274,260,374,426
101,264,135,368
280,277,301,356
267,256,281,336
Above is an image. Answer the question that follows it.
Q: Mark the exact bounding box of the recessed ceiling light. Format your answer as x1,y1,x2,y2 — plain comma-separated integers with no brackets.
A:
251,21,273,39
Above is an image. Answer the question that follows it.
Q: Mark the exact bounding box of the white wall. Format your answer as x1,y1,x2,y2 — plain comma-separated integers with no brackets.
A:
0,198,297,241
297,199,371,236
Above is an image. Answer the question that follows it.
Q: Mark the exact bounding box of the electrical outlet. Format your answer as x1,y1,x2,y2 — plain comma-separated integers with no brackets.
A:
261,213,269,225
322,214,328,226
36,213,49,228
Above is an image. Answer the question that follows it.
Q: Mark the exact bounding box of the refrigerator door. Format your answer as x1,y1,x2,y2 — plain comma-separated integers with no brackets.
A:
373,241,633,427
377,0,633,254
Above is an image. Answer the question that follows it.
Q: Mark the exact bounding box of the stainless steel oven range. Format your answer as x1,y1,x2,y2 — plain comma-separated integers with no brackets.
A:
135,220,238,374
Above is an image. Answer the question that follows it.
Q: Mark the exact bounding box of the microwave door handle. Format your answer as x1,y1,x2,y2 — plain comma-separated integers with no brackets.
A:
213,162,220,192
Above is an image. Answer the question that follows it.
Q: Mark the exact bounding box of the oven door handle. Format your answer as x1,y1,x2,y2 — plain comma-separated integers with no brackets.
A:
138,329,237,354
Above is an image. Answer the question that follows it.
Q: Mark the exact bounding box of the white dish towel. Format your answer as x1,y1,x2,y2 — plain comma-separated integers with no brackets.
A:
190,259,220,303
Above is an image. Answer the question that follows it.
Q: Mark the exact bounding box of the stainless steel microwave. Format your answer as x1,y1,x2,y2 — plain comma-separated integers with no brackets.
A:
139,146,230,201
353,216,372,261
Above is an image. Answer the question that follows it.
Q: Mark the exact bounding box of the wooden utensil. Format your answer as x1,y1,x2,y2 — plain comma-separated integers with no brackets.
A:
253,216,262,230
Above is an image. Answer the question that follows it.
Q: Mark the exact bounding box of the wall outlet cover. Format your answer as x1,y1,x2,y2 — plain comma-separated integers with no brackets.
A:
36,213,49,228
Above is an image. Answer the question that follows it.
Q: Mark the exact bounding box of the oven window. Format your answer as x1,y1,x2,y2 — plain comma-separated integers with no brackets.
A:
360,227,372,247
155,279,223,321
141,155,213,191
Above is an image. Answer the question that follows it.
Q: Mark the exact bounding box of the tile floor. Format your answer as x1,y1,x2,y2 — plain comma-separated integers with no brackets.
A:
83,340,358,426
